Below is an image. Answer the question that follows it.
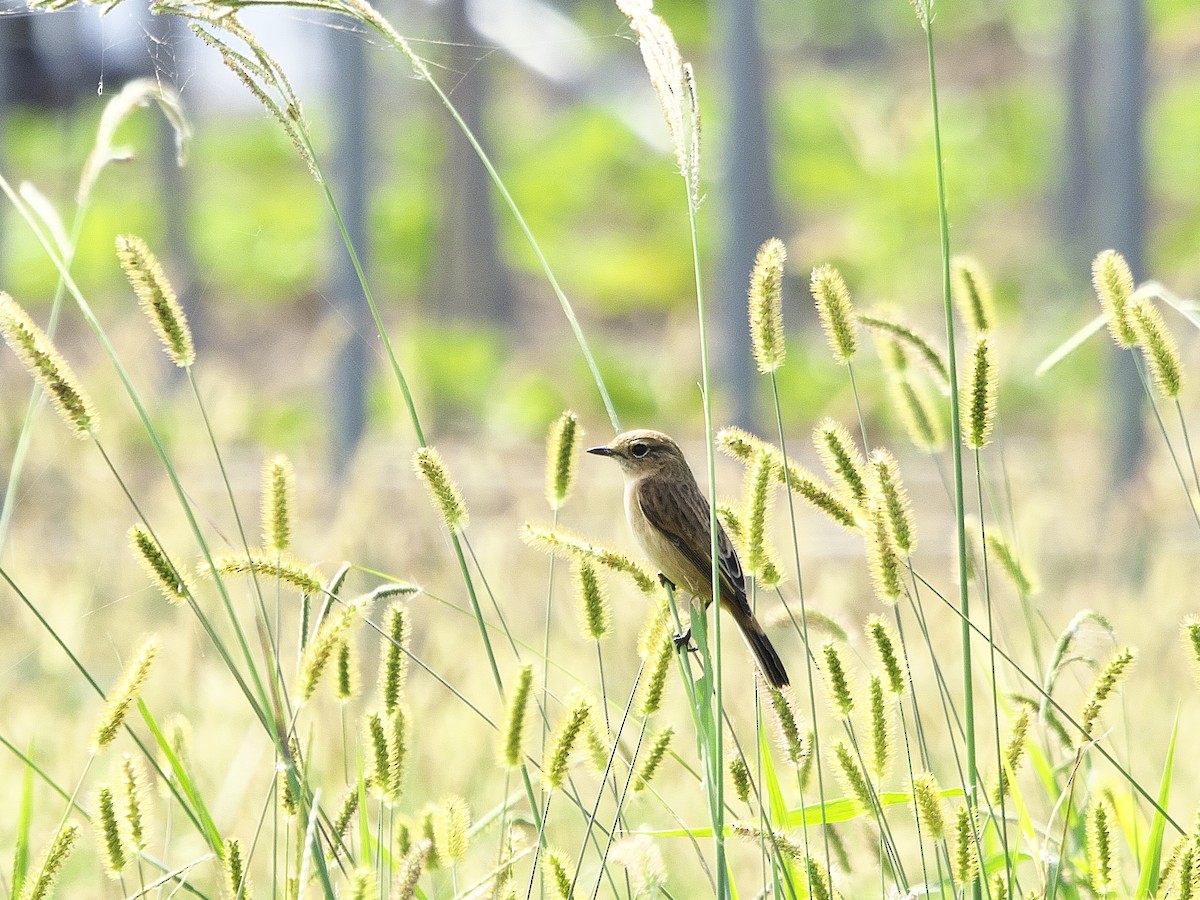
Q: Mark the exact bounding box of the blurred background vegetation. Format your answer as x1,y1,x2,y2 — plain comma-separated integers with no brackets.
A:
2,0,1197,465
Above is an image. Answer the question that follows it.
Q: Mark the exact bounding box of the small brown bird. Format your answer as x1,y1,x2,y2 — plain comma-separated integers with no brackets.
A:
588,429,789,688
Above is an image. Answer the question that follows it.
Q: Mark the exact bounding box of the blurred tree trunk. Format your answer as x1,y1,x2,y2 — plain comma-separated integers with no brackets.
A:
1060,0,1146,487
326,20,373,474
714,0,778,430
432,0,515,323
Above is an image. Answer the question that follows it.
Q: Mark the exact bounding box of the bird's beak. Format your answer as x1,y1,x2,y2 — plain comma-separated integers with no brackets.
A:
587,445,616,457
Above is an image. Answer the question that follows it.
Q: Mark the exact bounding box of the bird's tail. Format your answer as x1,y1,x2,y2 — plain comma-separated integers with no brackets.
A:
734,612,789,688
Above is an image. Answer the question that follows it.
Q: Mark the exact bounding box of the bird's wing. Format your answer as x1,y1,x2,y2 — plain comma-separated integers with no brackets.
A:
636,476,752,617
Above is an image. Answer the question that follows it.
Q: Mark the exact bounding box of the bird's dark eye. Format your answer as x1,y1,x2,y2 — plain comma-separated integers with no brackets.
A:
630,442,649,458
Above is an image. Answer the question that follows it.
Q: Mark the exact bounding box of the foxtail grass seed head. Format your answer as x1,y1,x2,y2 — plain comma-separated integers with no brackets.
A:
609,835,666,898
869,449,915,554
413,446,469,531
93,636,158,750
745,450,780,585
1093,249,1138,348
1088,798,1116,896
913,772,947,839
335,638,357,700
521,523,657,594
995,706,1031,802
866,615,907,696
951,255,996,335
637,600,670,658
388,709,409,801
500,663,535,768
0,292,96,438
574,559,612,641
954,804,981,887
128,524,190,604
94,785,127,877
547,695,591,789
433,795,470,864
23,823,79,900
639,627,674,717
298,600,365,702
1184,619,1200,688
121,755,147,852
832,740,873,812
584,719,610,773
716,502,743,545
332,787,359,845
347,868,376,900
366,713,390,800
395,840,432,900
224,838,251,900
798,729,817,793
868,675,892,780
815,419,868,506
821,641,854,717
261,454,294,552
419,809,442,871
729,752,752,804
634,726,673,792
380,602,411,716
545,848,573,900
810,264,858,363
765,683,806,764
986,533,1038,596
963,337,997,449
206,552,322,595
545,410,579,509
1132,298,1184,398
866,499,903,604
1178,844,1196,900
858,311,950,387
748,237,787,373
892,375,945,451
1080,647,1136,741
116,235,194,366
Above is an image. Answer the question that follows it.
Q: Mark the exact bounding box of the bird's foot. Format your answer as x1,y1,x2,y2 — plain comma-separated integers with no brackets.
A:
658,573,676,593
672,626,697,653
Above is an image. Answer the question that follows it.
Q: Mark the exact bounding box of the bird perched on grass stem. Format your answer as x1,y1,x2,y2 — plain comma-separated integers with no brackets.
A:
588,429,789,687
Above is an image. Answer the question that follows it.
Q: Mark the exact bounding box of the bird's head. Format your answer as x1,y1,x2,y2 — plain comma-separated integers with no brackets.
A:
587,429,688,477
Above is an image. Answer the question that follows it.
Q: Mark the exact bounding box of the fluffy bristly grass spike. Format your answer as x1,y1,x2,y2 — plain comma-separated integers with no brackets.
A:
297,599,366,702
858,310,950,386
810,264,858,363
128,524,190,605
93,785,127,877
953,804,981,887
1092,249,1138,348
832,740,873,813
951,255,996,335
1184,619,1200,689
1080,647,1136,742
869,448,915,554
366,713,391,801
609,835,666,898
994,705,1031,802
121,755,147,852
765,683,806,764
574,559,612,641
500,663,534,768
815,418,868,506
865,498,903,604
866,615,907,696
1088,797,1117,896
729,753,752,804
545,410,579,509
744,450,781,585
204,552,322,595
413,446,469,532
395,840,432,900
521,523,658,594
346,868,376,900
912,772,946,839
1131,298,1184,398
868,675,892,780
963,336,997,449
545,848,573,900
546,695,591,789
379,602,411,715
893,374,945,451
639,627,674,718
92,636,158,750
748,237,787,373
223,838,252,900
433,795,470,863
22,824,79,900
261,454,294,552
821,641,854,717
0,292,96,438
335,638,357,700
986,533,1038,596
116,234,195,366
635,726,674,792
